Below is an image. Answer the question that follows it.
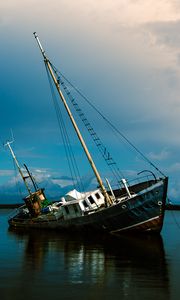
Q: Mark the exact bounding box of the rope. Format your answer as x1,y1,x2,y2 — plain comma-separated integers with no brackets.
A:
45,64,85,192
50,63,124,183
51,63,166,178
59,77,124,181
12,157,24,201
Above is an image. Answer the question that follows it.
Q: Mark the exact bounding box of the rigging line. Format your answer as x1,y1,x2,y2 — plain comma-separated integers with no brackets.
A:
51,64,165,178
12,157,23,200
45,66,78,190
45,64,85,192
50,63,124,182
57,95,85,192
45,65,80,191
59,77,124,182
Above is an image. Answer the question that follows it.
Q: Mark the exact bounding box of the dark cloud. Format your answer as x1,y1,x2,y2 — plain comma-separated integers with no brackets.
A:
145,20,180,49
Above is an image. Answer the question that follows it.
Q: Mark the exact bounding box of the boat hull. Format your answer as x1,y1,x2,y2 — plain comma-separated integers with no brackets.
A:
8,177,168,234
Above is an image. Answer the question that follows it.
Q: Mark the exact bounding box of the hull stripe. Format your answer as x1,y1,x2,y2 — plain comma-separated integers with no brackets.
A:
110,216,160,233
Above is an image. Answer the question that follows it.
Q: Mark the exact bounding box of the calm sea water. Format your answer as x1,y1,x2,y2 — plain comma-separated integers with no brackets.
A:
0,210,180,300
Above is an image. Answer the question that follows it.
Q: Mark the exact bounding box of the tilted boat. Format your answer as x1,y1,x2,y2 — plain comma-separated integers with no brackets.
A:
7,33,168,234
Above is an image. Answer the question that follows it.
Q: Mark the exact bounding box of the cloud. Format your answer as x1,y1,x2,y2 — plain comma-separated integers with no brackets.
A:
61,0,180,26
52,178,74,187
25,168,53,183
148,149,170,161
145,20,180,49
167,162,180,173
0,170,14,177
168,177,180,202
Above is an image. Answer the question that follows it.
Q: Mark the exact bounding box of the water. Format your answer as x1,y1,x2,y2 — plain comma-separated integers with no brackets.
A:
0,210,180,300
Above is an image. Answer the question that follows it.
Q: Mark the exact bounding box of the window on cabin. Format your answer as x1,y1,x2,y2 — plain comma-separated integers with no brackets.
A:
83,200,89,208
88,195,95,204
64,206,69,214
73,204,78,213
95,193,101,199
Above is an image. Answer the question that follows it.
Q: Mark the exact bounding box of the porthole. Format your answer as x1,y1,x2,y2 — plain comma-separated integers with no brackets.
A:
122,204,127,209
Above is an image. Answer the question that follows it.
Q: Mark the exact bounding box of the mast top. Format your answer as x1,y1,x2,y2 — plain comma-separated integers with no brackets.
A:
33,32,46,59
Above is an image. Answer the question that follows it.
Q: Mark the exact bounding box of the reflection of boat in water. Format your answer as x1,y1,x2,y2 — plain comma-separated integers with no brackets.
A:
8,229,169,299
7,33,168,234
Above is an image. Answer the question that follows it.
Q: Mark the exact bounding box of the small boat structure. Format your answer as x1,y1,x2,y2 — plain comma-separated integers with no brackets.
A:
7,33,168,234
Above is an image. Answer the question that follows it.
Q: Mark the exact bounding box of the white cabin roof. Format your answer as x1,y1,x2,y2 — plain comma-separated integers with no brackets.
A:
62,188,102,202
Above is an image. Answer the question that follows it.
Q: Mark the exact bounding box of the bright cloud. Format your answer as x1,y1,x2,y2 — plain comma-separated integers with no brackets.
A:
148,149,170,161
52,178,74,187
121,0,180,23
0,170,14,177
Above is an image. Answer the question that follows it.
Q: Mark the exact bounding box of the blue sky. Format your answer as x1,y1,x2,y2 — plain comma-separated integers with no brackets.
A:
1,0,180,201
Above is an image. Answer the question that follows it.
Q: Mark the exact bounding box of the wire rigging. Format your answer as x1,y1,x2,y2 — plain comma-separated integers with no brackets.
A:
50,63,125,182
45,63,85,192
12,155,24,201
50,63,165,178
60,77,124,180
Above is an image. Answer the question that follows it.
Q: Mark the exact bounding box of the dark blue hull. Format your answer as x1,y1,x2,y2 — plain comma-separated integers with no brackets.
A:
8,177,168,234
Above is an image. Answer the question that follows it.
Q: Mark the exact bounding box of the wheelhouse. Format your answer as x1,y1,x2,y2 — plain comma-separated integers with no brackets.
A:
60,189,105,220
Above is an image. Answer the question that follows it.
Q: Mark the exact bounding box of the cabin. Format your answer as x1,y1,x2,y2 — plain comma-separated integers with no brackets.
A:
60,189,105,220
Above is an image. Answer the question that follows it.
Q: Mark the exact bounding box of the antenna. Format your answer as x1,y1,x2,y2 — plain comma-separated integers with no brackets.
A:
4,140,32,195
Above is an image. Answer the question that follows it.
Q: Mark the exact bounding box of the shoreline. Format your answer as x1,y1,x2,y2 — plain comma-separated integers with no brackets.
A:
0,203,22,209
165,203,180,210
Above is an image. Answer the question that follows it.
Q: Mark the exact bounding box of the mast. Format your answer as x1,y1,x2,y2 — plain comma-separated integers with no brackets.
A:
4,141,32,196
24,163,38,191
33,32,113,206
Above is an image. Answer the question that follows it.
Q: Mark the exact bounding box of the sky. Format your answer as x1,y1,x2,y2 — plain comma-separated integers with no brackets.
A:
1,0,180,202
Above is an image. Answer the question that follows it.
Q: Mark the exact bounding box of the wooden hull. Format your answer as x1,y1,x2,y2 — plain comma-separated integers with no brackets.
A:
8,177,168,234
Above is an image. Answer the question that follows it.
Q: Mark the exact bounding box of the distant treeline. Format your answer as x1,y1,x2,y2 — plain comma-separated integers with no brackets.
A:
165,203,180,210
0,203,22,209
